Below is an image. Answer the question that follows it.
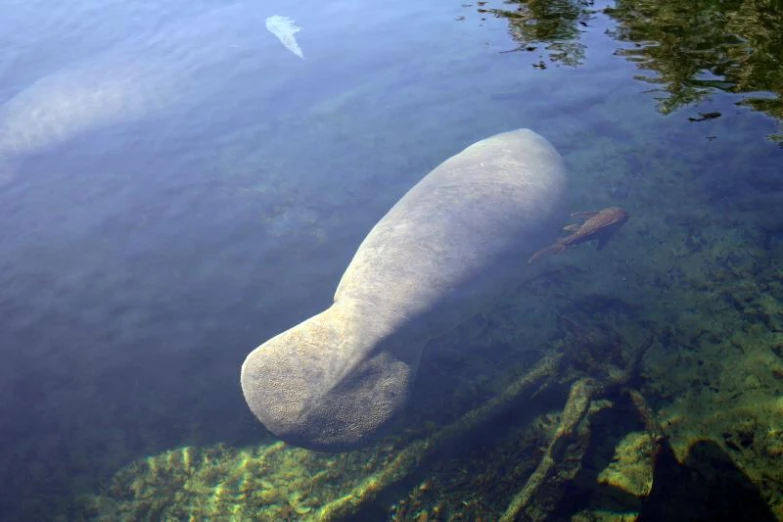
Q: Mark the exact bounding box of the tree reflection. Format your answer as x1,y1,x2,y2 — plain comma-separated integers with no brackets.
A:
606,1,783,119
480,0,596,66
479,0,783,144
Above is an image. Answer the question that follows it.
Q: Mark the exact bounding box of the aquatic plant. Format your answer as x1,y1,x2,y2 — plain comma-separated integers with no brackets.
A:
83,441,385,520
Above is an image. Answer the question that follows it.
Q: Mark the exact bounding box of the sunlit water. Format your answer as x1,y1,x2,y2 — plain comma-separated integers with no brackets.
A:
0,0,781,519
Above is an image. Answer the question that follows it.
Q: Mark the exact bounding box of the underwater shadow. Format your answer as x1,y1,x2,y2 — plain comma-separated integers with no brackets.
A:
635,437,777,522
578,432,778,522
563,382,778,522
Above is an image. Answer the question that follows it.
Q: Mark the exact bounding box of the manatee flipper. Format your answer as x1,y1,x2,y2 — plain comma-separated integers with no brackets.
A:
596,233,610,251
571,210,599,218
240,128,567,451
562,224,580,232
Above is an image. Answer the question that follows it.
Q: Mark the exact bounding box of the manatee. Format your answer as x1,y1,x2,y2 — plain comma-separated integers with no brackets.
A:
0,4,272,184
240,128,567,451
0,55,178,161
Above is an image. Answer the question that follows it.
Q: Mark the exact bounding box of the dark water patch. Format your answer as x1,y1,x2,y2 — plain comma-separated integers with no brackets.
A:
638,439,777,522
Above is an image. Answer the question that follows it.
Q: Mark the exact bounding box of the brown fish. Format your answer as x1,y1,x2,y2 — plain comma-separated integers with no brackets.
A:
528,207,629,264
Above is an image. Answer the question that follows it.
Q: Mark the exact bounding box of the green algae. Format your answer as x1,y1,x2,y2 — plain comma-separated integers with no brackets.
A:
83,441,383,521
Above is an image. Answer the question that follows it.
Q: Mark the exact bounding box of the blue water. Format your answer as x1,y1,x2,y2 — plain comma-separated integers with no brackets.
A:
1,0,781,519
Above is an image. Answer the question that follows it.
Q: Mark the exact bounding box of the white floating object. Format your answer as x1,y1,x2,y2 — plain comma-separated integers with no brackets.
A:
265,15,304,59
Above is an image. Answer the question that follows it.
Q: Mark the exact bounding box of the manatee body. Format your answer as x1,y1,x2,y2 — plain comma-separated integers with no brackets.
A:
240,129,567,451
0,56,177,159
0,4,269,183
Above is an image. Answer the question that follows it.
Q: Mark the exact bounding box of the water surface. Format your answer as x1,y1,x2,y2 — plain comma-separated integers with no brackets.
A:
0,0,781,520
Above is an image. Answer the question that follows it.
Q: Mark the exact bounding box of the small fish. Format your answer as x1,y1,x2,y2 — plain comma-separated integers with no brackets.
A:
266,15,304,59
528,207,629,264
688,112,721,122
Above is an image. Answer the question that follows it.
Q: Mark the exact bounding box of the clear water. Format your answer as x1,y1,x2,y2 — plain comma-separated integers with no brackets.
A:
1,0,781,520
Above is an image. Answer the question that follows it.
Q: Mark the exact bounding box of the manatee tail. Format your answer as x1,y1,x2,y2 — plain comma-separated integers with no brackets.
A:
528,242,567,264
